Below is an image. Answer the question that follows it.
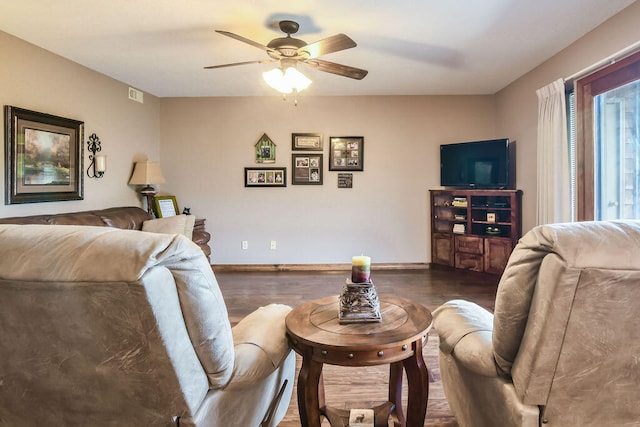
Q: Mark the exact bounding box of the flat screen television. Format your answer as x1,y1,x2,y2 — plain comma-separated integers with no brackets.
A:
440,138,515,189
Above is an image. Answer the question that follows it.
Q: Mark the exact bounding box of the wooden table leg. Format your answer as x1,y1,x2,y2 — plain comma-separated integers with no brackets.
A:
402,338,429,427
297,351,324,427
388,362,406,427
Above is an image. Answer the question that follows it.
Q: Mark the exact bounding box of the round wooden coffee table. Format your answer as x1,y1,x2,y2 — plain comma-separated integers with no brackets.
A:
285,295,433,427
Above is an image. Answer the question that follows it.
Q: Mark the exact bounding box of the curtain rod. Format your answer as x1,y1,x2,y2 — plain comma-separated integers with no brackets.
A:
564,39,640,82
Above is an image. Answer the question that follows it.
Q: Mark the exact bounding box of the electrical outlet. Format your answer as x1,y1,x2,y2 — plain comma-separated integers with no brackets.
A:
241,240,248,250
270,240,277,250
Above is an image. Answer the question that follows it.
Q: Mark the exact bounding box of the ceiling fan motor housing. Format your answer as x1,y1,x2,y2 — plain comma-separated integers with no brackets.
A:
267,36,307,59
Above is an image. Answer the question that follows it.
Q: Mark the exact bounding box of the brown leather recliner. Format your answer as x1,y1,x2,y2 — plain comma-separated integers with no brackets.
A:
433,220,640,427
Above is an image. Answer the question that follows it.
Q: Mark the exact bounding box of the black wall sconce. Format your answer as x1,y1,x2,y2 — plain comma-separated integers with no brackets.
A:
86,133,106,178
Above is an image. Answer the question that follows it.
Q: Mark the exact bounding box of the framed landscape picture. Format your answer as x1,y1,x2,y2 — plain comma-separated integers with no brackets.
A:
4,106,84,204
329,136,364,171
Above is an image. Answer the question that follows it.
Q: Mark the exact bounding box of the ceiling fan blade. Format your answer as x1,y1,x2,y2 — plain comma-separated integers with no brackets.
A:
304,59,368,80
215,30,276,54
204,59,275,70
299,34,356,59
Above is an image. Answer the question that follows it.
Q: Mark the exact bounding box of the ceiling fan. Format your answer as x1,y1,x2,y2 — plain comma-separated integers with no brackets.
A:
204,20,368,89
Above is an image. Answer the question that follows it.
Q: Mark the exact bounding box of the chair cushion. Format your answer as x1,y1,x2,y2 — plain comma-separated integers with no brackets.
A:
434,299,493,354
228,304,292,388
433,300,496,377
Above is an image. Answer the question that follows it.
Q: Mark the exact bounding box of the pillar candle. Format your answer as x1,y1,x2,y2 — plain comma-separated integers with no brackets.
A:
351,255,371,283
95,155,107,173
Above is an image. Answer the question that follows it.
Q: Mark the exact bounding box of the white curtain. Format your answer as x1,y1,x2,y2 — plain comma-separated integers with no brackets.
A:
536,79,571,225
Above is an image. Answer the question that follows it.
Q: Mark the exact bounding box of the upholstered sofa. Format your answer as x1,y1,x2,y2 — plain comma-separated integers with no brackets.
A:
0,224,295,426
0,206,212,261
433,220,640,427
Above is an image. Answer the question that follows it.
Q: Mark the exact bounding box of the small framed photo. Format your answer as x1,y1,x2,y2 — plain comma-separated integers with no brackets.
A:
338,173,353,188
292,154,323,185
244,167,286,187
487,212,496,223
4,106,84,204
154,195,179,218
292,133,323,151
329,136,364,171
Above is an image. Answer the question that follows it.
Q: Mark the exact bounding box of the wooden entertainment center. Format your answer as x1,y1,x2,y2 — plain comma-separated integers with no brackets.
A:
430,189,522,275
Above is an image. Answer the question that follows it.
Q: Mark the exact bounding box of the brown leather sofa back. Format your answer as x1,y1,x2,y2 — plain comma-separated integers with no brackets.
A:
0,206,211,261
0,206,150,228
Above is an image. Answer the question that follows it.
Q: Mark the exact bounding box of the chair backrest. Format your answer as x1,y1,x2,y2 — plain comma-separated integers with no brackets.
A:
0,224,234,426
492,220,640,426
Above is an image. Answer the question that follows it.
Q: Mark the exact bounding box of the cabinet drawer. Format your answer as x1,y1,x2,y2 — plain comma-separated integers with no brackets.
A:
455,252,484,272
455,235,483,255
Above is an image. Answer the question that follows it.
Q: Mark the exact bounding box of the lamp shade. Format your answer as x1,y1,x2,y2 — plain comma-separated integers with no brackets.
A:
128,160,166,185
263,66,312,94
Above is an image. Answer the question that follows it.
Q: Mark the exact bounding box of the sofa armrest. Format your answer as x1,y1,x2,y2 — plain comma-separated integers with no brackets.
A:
192,229,211,260
433,300,497,377
228,304,292,388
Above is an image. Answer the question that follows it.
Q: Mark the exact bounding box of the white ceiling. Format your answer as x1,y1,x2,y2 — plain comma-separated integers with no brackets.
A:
0,0,636,98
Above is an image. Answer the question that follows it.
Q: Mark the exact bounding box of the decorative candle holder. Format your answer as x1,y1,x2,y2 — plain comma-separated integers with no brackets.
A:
338,279,382,324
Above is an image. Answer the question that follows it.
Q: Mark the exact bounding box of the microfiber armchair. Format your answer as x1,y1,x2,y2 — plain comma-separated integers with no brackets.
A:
0,224,295,426
433,220,640,427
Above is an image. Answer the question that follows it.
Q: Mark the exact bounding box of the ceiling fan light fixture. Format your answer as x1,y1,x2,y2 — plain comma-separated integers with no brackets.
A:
263,66,311,94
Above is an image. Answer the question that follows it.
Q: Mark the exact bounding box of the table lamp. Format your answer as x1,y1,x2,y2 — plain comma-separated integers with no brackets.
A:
128,160,166,216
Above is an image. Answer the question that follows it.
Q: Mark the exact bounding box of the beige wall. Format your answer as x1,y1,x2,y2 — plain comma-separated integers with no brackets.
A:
0,31,160,218
2,0,639,265
496,0,640,232
160,95,497,264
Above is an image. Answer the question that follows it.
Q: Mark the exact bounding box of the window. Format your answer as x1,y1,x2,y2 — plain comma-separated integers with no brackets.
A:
574,50,640,221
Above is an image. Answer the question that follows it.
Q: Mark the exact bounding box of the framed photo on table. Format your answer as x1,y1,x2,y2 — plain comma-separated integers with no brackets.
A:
329,136,364,171
4,106,84,204
154,195,179,217
292,154,323,185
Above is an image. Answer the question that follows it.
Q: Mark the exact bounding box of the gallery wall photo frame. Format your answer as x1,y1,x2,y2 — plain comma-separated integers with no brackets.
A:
329,136,364,171
255,133,276,163
292,153,323,185
338,173,353,188
244,167,287,187
154,195,179,218
291,133,323,151
4,105,84,204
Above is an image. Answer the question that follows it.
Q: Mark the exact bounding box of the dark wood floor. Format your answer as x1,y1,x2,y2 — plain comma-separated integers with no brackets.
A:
215,267,499,427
